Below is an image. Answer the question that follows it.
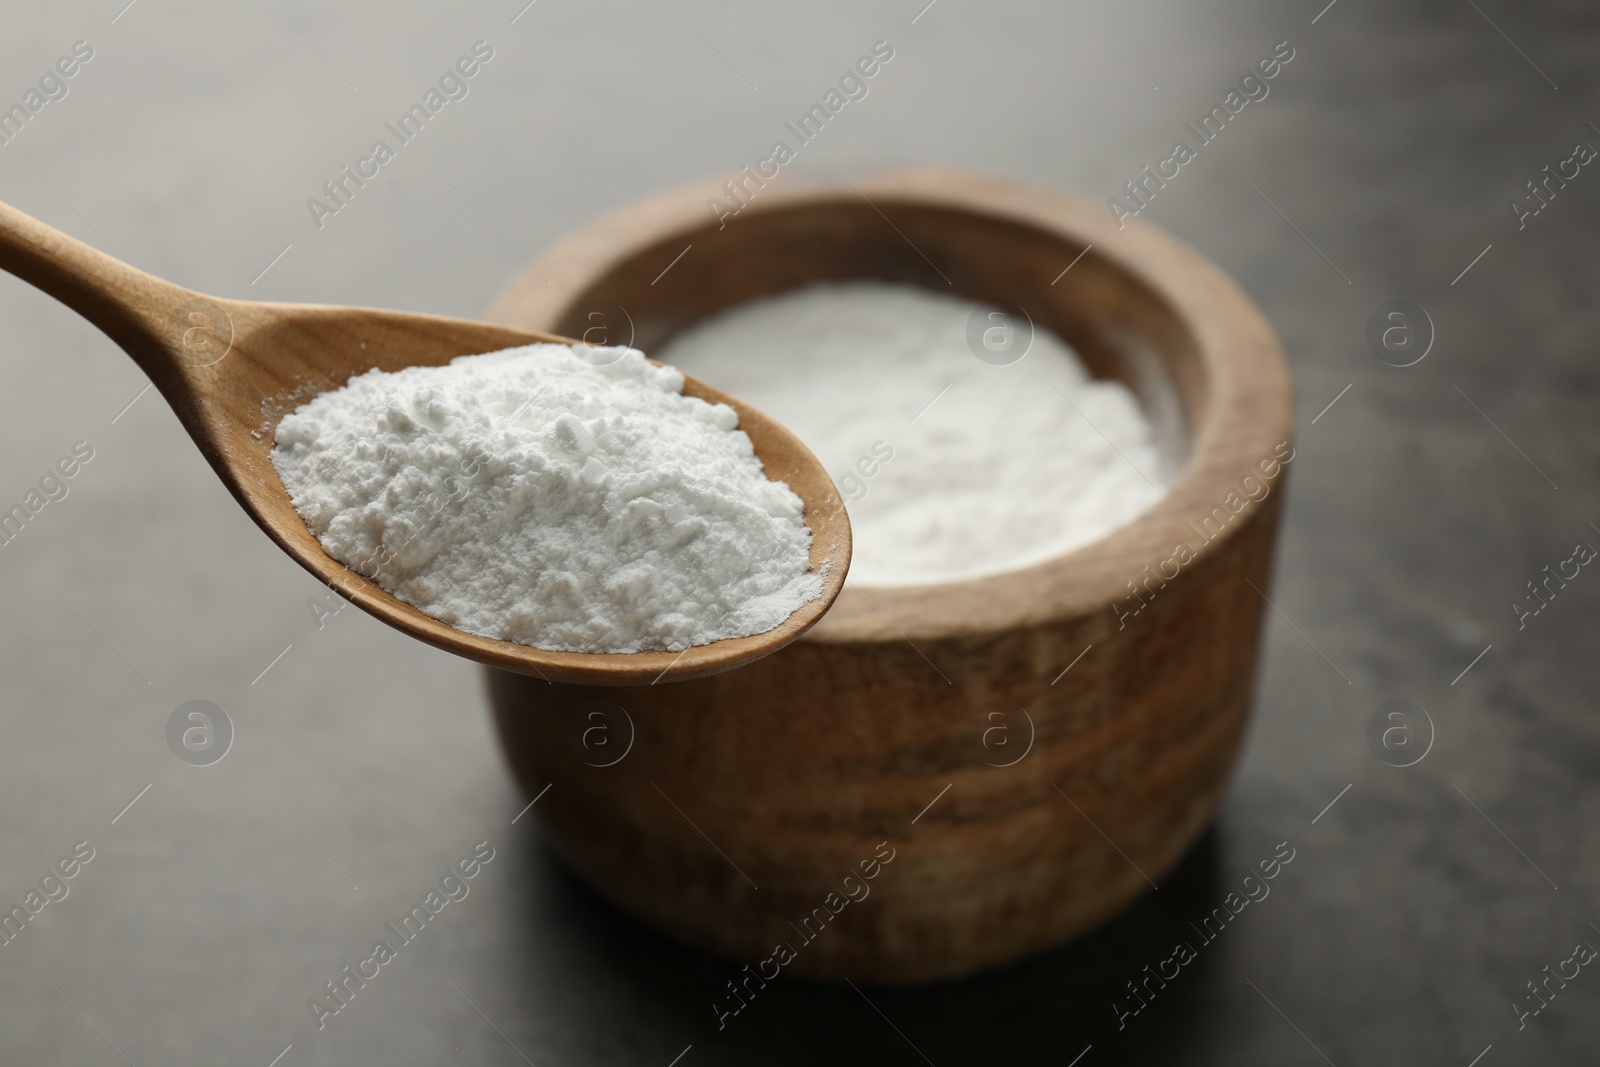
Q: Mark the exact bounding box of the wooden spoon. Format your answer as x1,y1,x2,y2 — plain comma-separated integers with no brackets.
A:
0,199,849,685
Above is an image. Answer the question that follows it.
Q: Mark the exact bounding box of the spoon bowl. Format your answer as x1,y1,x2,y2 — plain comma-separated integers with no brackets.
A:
0,199,849,685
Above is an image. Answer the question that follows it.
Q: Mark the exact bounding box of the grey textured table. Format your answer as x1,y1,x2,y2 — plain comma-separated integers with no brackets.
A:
2,1,1596,1064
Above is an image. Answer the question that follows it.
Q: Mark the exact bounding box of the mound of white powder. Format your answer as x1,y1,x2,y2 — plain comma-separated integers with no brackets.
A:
271,345,821,653
660,283,1167,586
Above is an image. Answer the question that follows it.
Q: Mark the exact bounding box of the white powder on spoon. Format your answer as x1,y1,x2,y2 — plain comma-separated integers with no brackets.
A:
270,344,821,654
659,282,1167,586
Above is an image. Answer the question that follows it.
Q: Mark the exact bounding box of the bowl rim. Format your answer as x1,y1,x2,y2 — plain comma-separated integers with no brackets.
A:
488,166,1294,645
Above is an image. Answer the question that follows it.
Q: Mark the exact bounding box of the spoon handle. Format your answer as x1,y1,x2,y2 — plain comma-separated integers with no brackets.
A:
0,197,201,389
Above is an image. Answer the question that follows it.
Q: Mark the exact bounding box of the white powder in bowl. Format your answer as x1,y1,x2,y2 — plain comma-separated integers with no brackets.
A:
659,283,1167,586
270,345,821,654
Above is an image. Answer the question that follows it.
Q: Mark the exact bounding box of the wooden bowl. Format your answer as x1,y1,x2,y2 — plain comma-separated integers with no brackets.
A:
483,167,1293,982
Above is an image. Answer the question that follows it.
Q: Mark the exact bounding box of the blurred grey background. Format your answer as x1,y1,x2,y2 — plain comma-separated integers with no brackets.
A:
2,1,1598,1064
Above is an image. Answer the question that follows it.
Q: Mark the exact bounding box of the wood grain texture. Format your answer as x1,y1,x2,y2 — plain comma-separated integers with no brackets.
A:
0,197,848,686
486,168,1294,982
